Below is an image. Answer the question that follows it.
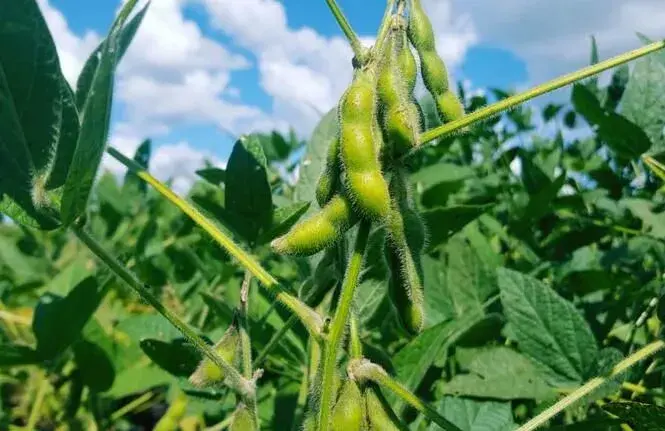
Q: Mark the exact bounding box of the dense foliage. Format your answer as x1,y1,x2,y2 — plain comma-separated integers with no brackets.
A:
2,0,665,430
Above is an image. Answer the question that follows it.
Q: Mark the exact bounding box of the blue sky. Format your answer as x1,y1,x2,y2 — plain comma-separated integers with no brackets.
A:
41,0,664,191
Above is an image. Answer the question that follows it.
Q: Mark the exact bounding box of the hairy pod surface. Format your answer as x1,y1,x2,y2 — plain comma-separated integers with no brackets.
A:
154,393,188,431
408,0,465,123
339,71,391,220
385,171,426,335
364,385,407,431
378,20,422,157
316,136,341,207
230,404,258,431
189,320,240,386
271,194,358,256
331,380,364,431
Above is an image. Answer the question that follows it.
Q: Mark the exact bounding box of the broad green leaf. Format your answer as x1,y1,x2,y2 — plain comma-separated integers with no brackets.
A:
106,364,172,398
61,0,145,224
0,343,39,367
497,268,598,386
621,46,665,152
441,346,554,401
603,402,665,431
73,339,115,391
293,108,338,212
424,236,497,326
32,276,108,359
389,311,485,414
225,135,273,243
0,0,67,229
621,198,665,238
140,338,199,377
430,397,516,431
256,131,292,162
581,347,624,403
410,163,475,190
422,205,492,250
354,279,386,325
44,256,93,296
0,235,47,285
45,81,80,190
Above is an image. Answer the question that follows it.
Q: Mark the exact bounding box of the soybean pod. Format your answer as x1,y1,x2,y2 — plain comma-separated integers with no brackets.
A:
315,135,341,207
384,169,426,335
339,70,391,220
330,380,364,431
271,194,358,256
189,316,241,387
377,17,423,157
407,0,465,123
364,385,408,431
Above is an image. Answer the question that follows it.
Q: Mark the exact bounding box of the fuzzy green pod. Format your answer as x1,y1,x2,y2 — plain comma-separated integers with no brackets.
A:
339,70,391,220
385,170,426,335
377,19,422,157
154,392,189,431
408,0,465,124
364,385,408,431
271,194,358,256
189,318,240,386
331,380,364,431
302,414,317,431
230,404,258,431
315,135,341,207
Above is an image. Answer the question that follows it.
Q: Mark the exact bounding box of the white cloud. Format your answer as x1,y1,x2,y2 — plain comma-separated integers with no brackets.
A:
201,0,478,136
455,0,665,83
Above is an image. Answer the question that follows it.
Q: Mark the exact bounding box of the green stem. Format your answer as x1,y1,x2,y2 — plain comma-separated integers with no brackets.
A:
517,340,665,431
72,225,252,398
25,375,49,431
349,313,363,359
349,360,461,431
106,147,323,337
372,0,396,60
110,391,155,422
417,40,665,147
325,0,364,61
317,222,371,431
239,272,253,380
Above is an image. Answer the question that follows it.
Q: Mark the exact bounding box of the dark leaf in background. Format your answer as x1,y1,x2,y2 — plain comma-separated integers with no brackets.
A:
32,276,108,359
225,135,273,243
423,205,492,250
603,402,665,431
123,139,152,194
0,344,39,367
196,167,226,186
73,339,115,391
140,338,200,377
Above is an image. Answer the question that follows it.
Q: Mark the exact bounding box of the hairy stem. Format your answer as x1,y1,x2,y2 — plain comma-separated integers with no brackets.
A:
324,0,364,61
239,272,254,380
372,0,396,60
106,147,323,337
417,40,665,147
349,313,363,359
72,225,252,398
517,340,665,431
349,360,462,431
317,222,371,431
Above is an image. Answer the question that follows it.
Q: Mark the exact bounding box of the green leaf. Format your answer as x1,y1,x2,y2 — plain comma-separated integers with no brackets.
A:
0,0,68,229
442,346,554,401
225,135,273,243
389,312,485,414
422,205,492,250
123,139,151,194
140,338,199,377
32,276,108,359
410,164,475,190
581,347,624,403
0,343,39,367
196,167,226,185
572,84,651,159
354,279,386,325
430,397,516,431
45,81,80,190
294,108,338,212
621,46,665,152
424,236,497,326
61,0,145,225
256,131,292,162
497,268,598,386
73,339,115,391
106,364,171,398
603,402,665,431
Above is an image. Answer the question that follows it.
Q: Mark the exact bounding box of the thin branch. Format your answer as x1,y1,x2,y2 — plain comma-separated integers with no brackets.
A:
324,0,364,61
106,147,323,338
416,40,665,148
517,340,665,431
72,225,252,398
239,271,254,380
317,222,371,431
348,359,462,431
